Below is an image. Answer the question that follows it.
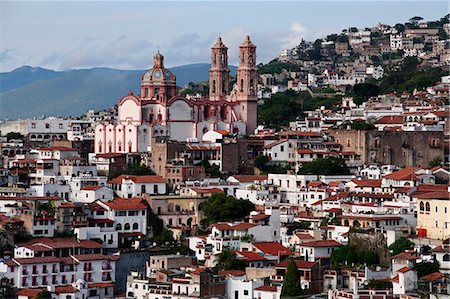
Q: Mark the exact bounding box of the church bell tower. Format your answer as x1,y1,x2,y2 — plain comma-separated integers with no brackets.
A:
209,37,230,101
237,36,258,134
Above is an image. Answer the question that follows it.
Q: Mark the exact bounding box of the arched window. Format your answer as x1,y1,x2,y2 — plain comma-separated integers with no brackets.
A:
212,80,216,94
116,223,122,230
133,223,139,230
443,254,450,262
240,79,244,92
425,202,431,212
419,201,424,211
124,223,131,230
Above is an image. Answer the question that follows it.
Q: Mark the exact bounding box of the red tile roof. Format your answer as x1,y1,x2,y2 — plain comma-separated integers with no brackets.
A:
254,286,278,292
17,237,102,250
391,252,417,260
301,240,343,248
414,190,450,200
16,288,43,298
88,282,115,288
383,167,420,180
307,181,326,188
236,251,268,261
375,115,404,124
54,286,79,294
231,175,268,183
105,198,147,210
253,242,293,256
96,153,126,158
397,266,412,273
276,259,316,269
350,179,382,188
81,185,104,191
39,146,78,152
214,130,230,135
14,256,61,264
72,254,119,262
219,270,246,276
232,223,258,231
420,272,445,281
108,175,165,184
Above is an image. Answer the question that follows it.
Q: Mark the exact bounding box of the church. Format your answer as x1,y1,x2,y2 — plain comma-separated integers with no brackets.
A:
94,36,258,154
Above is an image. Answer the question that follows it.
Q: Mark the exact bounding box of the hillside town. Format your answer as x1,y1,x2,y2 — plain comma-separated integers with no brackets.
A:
0,15,449,299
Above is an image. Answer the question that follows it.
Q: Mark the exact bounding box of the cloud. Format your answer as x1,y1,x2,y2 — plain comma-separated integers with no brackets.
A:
22,22,316,71
0,49,14,62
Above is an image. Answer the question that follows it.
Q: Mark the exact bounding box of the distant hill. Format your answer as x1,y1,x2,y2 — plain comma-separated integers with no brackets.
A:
0,64,237,119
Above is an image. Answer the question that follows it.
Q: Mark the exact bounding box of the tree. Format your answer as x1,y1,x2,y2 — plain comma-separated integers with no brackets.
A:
36,290,52,299
350,122,375,130
199,193,255,227
153,229,175,245
258,90,304,128
297,157,350,175
281,259,302,298
363,251,380,266
215,247,246,271
0,277,15,298
287,221,311,234
366,280,393,290
394,23,406,33
200,160,221,178
352,83,380,104
429,156,443,168
388,237,414,255
409,16,423,26
414,261,440,278
254,155,270,171
127,163,155,175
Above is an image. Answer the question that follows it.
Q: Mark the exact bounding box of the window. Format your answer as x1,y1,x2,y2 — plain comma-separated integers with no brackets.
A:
419,201,424,211
425,202,431,212
280,145,284,152
141,185,146,194
244,290,249,296
124,223,131,230
31,123,36,129
45,123,50,129
436,206,438,213
59,123,63,129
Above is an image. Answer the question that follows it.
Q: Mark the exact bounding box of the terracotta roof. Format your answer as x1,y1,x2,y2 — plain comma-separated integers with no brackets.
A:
263,139,287,149
295,233,315,240
16,288,43,298
17,237,102,250
232,223,258,231
214,130,230,135
105,198,147,210
81,185,104,191
383,167,420,180
236,251,268,261
231,175,268,183
108,175,165,184
39,146,77,152
190,188,224,194
276,259,316,269
350,179,382,188
375,115,404,124
391,252,417,260
254,286,278,292
397,266,412,273
72,254,119,262
88,282,115,288
219,270,246,276
250,213,270,221
307,181,326,188
55,286,79,294
14,256,61,264
420,272,445,281
253,242,293,256
391,275,399,283
414,190,449,200
301,240,342,248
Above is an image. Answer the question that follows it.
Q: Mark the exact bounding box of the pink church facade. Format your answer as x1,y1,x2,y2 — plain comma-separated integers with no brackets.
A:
94,36,258,154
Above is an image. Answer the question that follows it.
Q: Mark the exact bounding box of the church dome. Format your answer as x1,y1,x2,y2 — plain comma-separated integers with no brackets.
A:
141,51,176,86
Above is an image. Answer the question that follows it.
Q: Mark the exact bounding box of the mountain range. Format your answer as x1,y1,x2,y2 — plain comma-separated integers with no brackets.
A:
0,64,237,119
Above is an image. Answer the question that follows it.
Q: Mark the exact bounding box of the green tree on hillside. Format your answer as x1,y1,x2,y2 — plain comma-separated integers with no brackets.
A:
297,157,350,175
215,248,246,271
199,193,255,228
281,259,302,298
388,237,414,255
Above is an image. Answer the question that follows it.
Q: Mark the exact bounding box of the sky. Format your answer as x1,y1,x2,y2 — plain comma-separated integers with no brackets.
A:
0,1,447,72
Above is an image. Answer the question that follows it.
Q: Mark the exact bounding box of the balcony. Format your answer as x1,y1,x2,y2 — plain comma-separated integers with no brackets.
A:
51,268,58,274
32,270,39,275
83,266,93,272
21,270,28,276
102,265,112,271
102,275,112,281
